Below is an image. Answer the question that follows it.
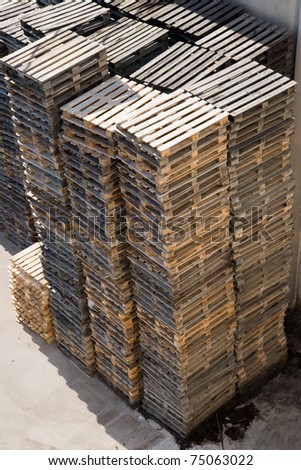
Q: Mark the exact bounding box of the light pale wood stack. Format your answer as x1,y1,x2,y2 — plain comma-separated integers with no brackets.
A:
116,88,237,436
10,242,55,344
2,30,109,373
187,60,296,394
61,76,160,405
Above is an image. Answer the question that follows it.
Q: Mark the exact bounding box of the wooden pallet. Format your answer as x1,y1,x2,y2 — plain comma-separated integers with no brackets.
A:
10,242,55,343
235,302,288,391
0,0,36,22
0,1,36,53
131,41,235,91
111,0,245,41
113,0,294,77
3,30,108,101
116,89,229,262
20,0,110,41
186,61,296,147
195,12,294,78
89,17,168,76
38,226,96,372
1,19,30,52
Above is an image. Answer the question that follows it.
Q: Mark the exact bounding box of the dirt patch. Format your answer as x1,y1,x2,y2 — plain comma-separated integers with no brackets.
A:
284,310,301,376
178,402,259,449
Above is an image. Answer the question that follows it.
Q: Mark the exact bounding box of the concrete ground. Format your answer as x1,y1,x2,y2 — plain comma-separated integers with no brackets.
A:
0,233,300,450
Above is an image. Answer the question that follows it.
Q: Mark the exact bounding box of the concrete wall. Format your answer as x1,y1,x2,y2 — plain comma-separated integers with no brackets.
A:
234,1,301,307
233,0,301,32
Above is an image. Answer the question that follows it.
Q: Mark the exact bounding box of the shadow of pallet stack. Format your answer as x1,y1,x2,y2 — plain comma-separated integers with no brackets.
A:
10,242,55,344
115,89,237,436
186,60,296,395
60,76,161,405
2,29,109,374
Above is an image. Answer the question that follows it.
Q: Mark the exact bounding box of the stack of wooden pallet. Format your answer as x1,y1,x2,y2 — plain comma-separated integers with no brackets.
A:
131,41,234,91
0,1,37,244
61,77,161,404
0,0,36,53
2,30,109,372
0,61,37,248
0,120,6,233
110,0,294,78
1,19,31,52
116,88,237,435
89,17,168,76
195,12,294,78
2,30,108,222
0,59,7,233
0,0,36,22
109,0,245,41
43,227,96,373
10,242,55,344
20,0,110,41
187,61,296,394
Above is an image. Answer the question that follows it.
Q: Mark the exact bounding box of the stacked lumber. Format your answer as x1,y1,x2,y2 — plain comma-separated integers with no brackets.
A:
187,61,296,394
116,89,237,435
0,62,37,248
61,77,161,404
2,30,109,372
89,17,168,76
20,0,110,41
10,242,55,344
131,41,234,91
